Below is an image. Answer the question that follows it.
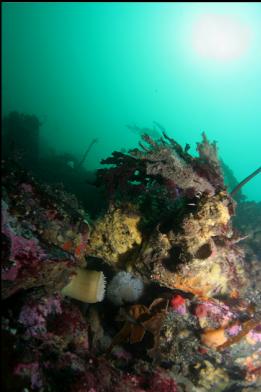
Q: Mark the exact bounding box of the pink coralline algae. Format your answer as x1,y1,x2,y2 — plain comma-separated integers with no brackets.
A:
226,323,242,337
5,293,91,390
3,235,47,281
1,201,46,281
20,182,34,193
146,370,178,392
2,129,261,392
1,226,75,296
17,294,89,354
48,301,89,353
1,191,84,298
14,362,43,390
71,363,177,392
247,327,261,343
194,299,235,328
114,369,178,392
2,159,91,298
18,294,62,337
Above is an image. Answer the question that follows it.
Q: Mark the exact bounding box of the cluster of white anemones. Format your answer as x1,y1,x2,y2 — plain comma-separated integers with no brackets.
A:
107,271,144,306
62,269,144,307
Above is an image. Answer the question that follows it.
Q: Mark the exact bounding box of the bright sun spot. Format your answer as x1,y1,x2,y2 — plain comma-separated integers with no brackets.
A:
192,14,251,61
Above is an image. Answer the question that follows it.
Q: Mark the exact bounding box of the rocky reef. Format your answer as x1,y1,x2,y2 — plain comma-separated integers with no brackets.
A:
1,126,260,391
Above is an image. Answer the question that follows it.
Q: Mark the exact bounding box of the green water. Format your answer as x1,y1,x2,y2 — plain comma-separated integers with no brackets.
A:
2,2,261,201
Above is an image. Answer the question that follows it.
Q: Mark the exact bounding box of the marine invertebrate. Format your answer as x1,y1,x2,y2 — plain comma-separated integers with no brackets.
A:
95,130,226,208
107,271,144,306
197,360,229,391
134,195,246,298
151,243,246,297
1,159,90,298
18,294,62,337
201,327,228,348
14,362,43,390
169,294,187,315
2,125,260,391
89,204,142,264
95,150,147,200
218,318,260,350
108,298,169,358
139,368,178,392
194,298,235,329
107,304,150,352
130,132,217,197
1,198,77,298
62,268,106,303
195,131,224,189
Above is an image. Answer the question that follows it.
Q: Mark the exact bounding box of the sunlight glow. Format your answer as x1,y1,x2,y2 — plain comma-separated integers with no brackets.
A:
192,14,251,61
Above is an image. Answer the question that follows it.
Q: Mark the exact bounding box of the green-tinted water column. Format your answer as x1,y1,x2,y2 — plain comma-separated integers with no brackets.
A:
2,2,261,200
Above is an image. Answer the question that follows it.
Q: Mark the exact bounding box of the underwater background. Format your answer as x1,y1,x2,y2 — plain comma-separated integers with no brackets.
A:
2,4,261,391
2,1,261,201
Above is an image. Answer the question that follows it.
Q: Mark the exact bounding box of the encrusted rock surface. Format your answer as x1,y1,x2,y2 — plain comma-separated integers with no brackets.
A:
2,130,260,391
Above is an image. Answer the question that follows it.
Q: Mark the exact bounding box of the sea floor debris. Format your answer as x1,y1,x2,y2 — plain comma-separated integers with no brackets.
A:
1,129,261,391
